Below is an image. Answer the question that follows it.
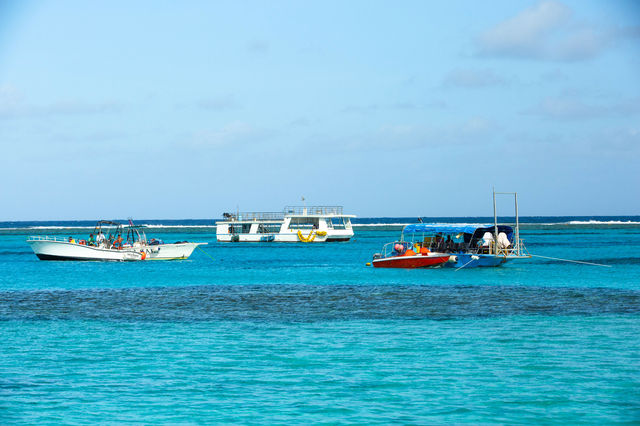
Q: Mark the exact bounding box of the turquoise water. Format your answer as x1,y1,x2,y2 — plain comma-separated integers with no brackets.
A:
1,221,640,423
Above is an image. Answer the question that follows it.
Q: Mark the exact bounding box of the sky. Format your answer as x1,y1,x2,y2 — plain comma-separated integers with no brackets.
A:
0,0,639,220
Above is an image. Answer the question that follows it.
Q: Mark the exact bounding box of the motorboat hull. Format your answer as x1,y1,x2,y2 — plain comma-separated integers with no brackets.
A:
145,243,205,260
28,239,205,261
372,254,450,268
28,240,143,261
441,253,509,268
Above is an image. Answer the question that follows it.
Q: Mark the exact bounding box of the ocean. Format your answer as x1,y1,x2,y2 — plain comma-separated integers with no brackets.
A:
1,217,639,423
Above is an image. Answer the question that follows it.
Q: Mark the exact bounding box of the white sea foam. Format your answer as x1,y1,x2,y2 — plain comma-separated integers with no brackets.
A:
353,222,491,228
352,223,411,227
567,220,640,225
3,219,639,232
139,224,216,229
26,226,92,230
1,224,217,232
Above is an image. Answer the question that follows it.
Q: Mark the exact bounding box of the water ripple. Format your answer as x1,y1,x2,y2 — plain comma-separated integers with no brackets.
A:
1,285,638,322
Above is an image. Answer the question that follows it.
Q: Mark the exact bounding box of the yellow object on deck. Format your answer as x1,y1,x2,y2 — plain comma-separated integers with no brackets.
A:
297,230,317,242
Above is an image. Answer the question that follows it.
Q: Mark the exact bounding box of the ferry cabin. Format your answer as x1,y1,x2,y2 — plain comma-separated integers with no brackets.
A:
216,206,355,242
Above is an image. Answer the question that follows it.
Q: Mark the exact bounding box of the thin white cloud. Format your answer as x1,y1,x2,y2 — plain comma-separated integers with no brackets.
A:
247,40,269,53
583,126,640,156
478,1,570,58
190,121,274,148
539,69,569,83
290,117,310,127
50,129,129,144
196,95,240,111
477,1,638,61
342,100,447,114
346,116,499,151
523,95,640,120
524,97,603,120
0,86,122,119
442,69,506,88
342,104,380,114
0,85,24,105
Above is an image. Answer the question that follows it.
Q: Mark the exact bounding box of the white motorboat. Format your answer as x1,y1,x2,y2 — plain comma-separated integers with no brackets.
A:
27,220,206,261
216,206,355,242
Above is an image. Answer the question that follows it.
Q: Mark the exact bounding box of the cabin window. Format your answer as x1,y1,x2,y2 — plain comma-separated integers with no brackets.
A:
328,217,347,229
289,217,319,229
229,224,252,234
258,223,281,233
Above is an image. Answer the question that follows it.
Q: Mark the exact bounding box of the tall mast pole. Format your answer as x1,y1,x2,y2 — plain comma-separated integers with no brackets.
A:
515,192,520,255
493,187,498,255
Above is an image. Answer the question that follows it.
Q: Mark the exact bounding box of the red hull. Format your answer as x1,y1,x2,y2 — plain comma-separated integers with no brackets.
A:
372,254,450,268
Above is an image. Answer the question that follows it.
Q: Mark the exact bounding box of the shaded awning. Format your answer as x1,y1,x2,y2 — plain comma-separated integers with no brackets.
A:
402,224,493,234
402,224,514,241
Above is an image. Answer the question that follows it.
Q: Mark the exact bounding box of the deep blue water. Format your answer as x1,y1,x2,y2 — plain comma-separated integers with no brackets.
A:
1,218,639,423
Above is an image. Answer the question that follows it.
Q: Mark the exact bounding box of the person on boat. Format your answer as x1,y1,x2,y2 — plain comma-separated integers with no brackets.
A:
481,232,494,253
88,233,96,246
393,243,405,256
445,236,455,252
96,231,106,246
470,238,479,249
431,235,441,251
497,232,511,251
112,235,123,250
68,236,75,244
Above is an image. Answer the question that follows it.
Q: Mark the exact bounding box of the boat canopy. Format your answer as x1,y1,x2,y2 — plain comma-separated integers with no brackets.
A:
402,224,493,235
402,224,515,242
92,219,147,244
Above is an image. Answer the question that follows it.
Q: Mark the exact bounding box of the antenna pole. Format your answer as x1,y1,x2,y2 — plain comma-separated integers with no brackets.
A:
493,187,498,255
515,192,520,255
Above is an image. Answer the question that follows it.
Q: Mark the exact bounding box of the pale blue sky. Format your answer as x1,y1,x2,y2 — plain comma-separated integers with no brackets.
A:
1,1,639,220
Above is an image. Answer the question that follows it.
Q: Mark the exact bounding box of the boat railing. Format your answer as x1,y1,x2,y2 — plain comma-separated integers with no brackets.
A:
224,212,285,221
222,206,346,221
27,235,69,242
284,206,344,216
505,238,531,258
487,239,530,257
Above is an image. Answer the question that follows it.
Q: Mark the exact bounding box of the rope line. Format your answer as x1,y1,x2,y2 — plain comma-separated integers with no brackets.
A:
455,258,476,272
196,245,215,262
530,254,611,268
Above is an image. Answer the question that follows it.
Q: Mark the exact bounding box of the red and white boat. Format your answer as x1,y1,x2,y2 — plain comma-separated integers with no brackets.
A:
372,241,450,268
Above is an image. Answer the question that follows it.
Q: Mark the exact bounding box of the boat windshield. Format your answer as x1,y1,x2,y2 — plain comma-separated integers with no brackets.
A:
381,241,414,258
125,225,147,245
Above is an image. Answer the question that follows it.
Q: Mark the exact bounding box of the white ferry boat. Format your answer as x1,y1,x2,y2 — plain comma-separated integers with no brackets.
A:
216,206,355,242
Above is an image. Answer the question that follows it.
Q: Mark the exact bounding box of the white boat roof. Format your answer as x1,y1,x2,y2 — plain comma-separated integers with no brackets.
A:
219,206,355,222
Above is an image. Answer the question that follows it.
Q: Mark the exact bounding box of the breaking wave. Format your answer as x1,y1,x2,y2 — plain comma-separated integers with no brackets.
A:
567,220,640,225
